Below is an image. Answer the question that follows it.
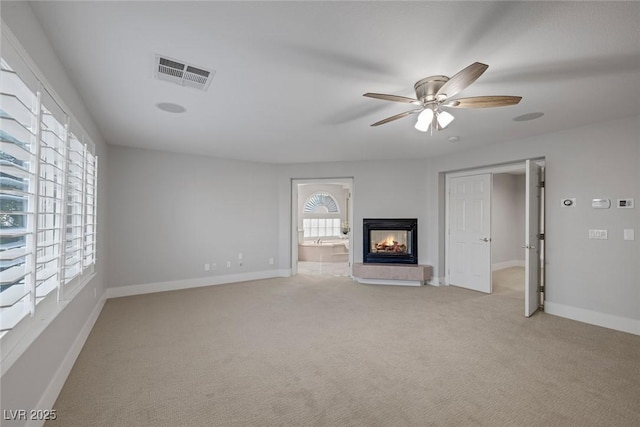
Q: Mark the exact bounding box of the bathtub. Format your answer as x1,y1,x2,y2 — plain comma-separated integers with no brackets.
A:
298,239,349,262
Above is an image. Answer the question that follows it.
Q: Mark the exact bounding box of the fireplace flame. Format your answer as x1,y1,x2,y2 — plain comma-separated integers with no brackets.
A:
384,235,396,246
374,234,407,254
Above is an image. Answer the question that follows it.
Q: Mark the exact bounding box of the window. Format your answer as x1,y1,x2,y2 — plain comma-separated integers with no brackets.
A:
303,192,339,213
303,218,341,238
301,192,342,238
0,41,98,345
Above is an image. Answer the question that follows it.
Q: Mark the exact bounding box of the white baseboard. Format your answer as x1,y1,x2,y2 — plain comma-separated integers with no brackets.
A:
545,301,640,336
28,295,106,427
492,260,525,271
106,269,291,299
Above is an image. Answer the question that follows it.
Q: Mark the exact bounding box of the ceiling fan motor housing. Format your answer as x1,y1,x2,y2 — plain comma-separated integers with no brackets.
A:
414,76,449,104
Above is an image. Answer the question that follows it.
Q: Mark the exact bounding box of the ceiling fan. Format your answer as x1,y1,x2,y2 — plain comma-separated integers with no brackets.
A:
363,62,522,132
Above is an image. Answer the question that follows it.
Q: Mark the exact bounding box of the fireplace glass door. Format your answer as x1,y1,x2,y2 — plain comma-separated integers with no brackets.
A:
363,218,417,264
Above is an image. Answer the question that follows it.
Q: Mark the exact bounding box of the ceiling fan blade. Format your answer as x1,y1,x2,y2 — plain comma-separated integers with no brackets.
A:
370,108,422,126
436,62,489,99
363,93,420,105
444,96,522,108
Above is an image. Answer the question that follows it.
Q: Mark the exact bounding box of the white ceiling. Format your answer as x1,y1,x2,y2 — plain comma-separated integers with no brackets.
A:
28,1,640,164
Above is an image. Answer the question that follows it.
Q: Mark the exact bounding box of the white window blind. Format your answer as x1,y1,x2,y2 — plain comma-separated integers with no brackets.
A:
303,192,339,213
83,149,97,269
0,42,97,342
0,58,38,336
37,89,66,302
64,131,84,284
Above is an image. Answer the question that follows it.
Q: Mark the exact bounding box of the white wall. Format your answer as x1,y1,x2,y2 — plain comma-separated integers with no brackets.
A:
1,2,109,424
106,146,280,289
492,173,525,268
426,115,640,332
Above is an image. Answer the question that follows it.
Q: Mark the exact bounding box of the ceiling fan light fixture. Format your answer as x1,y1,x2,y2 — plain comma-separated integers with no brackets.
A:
415,108,434,132
437,110,455,128
415,118,430,132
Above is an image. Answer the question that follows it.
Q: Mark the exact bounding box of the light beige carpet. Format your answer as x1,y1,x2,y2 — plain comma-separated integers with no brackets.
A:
48,269,640,426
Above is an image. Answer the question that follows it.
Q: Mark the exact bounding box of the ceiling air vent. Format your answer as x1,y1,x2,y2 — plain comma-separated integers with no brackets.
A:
155,55,215,91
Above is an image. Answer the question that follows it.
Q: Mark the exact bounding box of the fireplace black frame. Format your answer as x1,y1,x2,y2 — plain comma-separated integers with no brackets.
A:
363,218,418,264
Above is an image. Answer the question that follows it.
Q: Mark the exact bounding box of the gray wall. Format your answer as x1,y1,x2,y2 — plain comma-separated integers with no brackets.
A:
107,146,279,288
278,160,429,267
426,115,640,321
492,173,525,267
1,2,109,423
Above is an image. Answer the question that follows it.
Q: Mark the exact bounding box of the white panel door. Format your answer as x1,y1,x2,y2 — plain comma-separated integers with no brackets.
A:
524,160,541,317
448,174,492,293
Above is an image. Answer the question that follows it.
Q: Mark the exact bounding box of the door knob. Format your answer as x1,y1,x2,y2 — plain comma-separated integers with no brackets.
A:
479,238,491,242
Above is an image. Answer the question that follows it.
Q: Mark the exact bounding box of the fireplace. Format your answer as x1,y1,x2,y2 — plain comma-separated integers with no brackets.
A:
363,218,418,264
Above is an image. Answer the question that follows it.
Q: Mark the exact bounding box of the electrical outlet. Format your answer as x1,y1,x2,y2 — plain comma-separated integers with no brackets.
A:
269,257,274,265
238,253,243,260
204,263,210,271
226,261,231,268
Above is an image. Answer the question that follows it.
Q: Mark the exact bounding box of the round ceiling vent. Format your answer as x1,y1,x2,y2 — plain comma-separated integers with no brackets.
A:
156,102,186,113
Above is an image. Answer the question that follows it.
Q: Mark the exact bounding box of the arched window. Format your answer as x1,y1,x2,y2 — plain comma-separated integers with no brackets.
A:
303,192,339,213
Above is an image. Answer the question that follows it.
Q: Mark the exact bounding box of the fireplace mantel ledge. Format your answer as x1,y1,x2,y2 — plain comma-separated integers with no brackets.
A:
352,263,433,287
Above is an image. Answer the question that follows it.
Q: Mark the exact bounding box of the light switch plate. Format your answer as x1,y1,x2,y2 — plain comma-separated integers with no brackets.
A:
589,229,608,240
592,199,611,209
624,229,635,241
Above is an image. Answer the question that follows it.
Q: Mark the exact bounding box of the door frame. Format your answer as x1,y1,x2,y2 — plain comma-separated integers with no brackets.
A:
291,177,354,277
524,159,542,317
444,160,545,308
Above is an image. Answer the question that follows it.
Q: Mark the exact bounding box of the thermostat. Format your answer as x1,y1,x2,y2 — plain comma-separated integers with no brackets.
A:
618,199,634,208
592,199,611,209
561,198,576,207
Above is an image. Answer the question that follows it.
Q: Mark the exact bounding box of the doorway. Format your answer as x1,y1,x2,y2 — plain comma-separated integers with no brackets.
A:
291,178,354,277
445,160,545,317
491,171,526,300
